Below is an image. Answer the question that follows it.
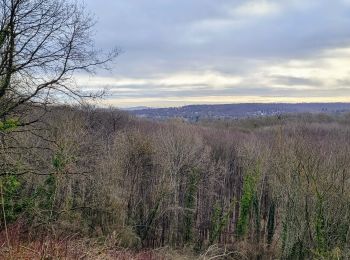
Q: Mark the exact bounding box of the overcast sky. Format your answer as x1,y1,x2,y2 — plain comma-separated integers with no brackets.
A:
77,0,350,107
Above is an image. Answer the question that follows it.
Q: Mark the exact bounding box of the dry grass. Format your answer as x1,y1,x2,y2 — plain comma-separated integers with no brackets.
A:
0,222,174,260
0,221,198,260
0,240,172,260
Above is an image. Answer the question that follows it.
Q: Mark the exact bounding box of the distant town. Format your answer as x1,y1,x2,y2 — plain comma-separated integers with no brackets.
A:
130,103,350,121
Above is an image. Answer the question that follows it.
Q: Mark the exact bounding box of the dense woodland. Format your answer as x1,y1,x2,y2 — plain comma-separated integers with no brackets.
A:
0,0,350,258
0,106,350,259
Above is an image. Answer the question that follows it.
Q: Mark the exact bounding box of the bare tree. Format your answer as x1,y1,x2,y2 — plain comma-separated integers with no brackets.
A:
0,0,117,121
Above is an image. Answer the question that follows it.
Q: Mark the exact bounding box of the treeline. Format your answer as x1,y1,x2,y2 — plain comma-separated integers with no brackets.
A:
1,106,350,259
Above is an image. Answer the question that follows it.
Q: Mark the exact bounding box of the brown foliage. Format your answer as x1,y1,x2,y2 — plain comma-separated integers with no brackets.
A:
0,107,350,259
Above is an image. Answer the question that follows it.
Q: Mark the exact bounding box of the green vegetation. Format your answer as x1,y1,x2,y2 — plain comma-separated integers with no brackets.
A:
236,163,259,238
0,118,19,131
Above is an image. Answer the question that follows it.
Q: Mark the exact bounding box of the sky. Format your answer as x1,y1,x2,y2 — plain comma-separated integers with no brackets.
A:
77,0,350,108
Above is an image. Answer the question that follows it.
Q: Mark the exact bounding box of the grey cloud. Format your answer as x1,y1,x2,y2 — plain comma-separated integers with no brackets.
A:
95,83,350,99
81,0,350,105
270,76,323,86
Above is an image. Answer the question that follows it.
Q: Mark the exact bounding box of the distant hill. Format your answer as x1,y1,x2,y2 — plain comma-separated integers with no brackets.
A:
131,103,350,121
123,106,150,111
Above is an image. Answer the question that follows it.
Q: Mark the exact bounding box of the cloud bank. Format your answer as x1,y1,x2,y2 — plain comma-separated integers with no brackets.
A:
78,0,350,107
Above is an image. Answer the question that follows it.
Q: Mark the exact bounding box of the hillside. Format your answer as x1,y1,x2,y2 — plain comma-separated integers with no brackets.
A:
131,103,350,121
1,106,350,259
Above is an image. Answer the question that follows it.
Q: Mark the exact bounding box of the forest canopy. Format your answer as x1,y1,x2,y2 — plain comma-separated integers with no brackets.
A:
0,0,349,259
